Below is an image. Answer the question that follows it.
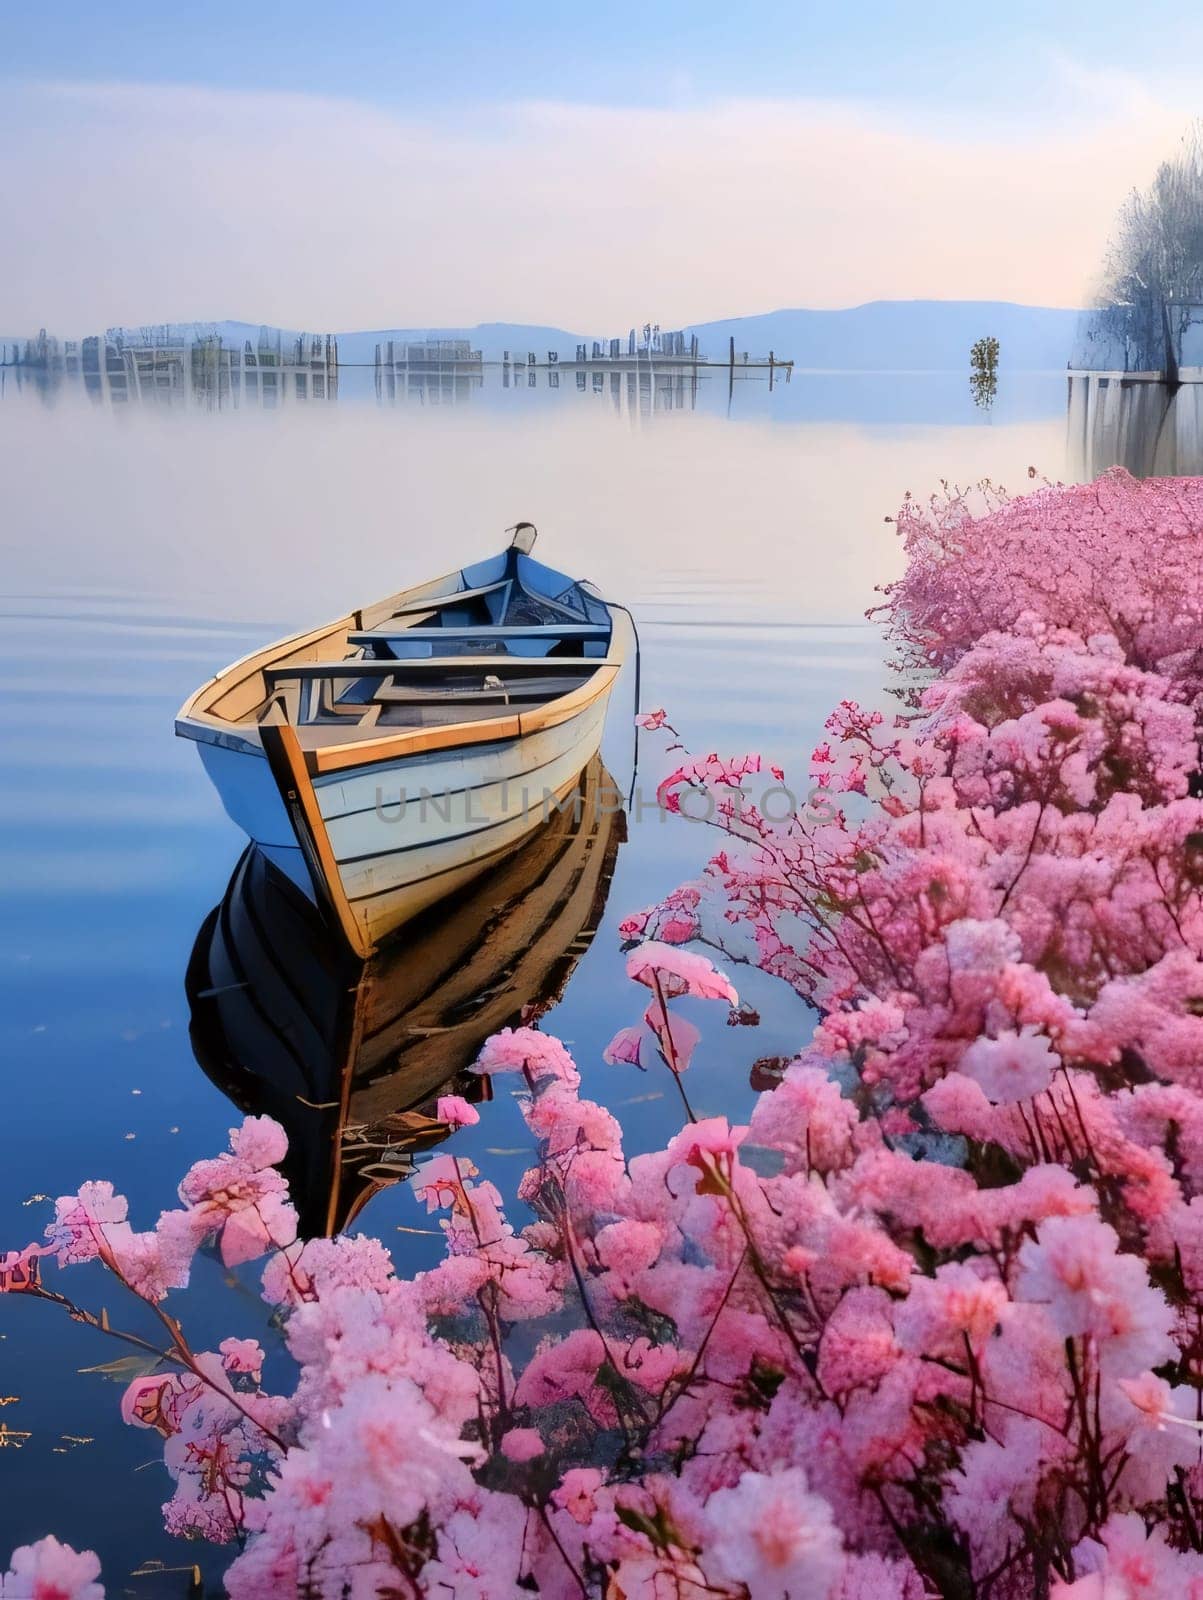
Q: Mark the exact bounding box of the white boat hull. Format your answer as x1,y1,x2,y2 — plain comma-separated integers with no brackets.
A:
197,741,314,896
194,694,610,951
318,699,609,948
176,533,624,956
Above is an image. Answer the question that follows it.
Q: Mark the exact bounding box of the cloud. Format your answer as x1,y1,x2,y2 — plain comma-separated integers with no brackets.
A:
0,77,1188,332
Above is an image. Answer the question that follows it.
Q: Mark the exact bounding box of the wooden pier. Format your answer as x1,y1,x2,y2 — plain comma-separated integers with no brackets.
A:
497,340,792,384
3,322,794,412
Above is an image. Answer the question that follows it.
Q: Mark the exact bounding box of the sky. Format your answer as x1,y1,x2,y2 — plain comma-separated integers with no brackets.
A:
3,1,1202,332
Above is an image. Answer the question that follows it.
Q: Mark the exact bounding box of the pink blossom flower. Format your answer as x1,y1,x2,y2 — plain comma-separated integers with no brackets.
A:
1,1538,103,1600
949,1420,1048,1565
602,1026,645,1068
500,1427,544,1461
944,917,1022,973
703,1468,845,1600
436,1095,480,1128
617,907,653,941
551,1467,604,1526
1016,1215,1176,1371
664,1117,745,1192
958,1026,1058,1104
817,1287,900,1396
228,1116,288,1169
894,1262,1008,1358
424,1496,528,1599
747,1062,858,1175
220,1338,265,1378
594,1218,663,1289
513,1330,679,1426
474,1027,580,1087
413,1154,479,1214
656,907,700,945
1110,1371,1203,1501
645,1007,701,1072
0,1245,42,1295
1051,1513,1203,1596
44,1181,127,1266
172,1116,297,1267
259,1232,395,1309
625,941,738,1004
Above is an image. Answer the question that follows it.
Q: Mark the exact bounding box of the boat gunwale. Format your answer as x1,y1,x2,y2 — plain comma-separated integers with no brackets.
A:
175,552,509,726
175,561,462,722
175,552,620,770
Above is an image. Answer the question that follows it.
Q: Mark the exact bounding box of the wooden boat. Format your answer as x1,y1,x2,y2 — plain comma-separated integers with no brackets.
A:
176,524,624,956
187,755,625,1235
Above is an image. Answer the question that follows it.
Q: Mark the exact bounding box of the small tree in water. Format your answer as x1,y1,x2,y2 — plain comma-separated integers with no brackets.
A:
969,334,999,409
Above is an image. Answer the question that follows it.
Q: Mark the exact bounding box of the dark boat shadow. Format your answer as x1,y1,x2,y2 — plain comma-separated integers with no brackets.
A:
187,756,625,1235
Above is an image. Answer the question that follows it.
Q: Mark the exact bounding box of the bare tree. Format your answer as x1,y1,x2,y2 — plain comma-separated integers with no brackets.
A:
1092,123,1203,380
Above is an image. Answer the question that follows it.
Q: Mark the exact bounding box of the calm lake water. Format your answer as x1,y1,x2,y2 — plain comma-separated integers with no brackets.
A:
0,367,1074,1583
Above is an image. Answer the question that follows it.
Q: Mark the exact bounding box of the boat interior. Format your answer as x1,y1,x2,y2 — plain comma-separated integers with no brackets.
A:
185,539,618,745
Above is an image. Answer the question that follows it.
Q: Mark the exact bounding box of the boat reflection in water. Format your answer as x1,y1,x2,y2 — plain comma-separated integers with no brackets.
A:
187,756,624,1236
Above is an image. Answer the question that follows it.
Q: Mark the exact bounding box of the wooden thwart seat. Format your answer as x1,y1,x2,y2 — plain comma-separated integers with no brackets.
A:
374,686,512,706
372,676,587,706
262,654,611,728
264,655,610,687
347,623,610,647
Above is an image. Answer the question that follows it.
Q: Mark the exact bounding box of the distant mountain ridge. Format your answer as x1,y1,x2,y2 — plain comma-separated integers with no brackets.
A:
339,302,1078,370
684,301,1079,372
49,301,1080,372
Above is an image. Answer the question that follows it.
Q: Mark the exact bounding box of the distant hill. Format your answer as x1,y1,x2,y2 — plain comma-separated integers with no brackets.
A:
341,302,1078,371
29,302,1079,373
685,301,1079,372
330,304,1075,370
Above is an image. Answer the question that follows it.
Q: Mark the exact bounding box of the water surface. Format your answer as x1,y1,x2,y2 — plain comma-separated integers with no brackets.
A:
0,372,1072,1581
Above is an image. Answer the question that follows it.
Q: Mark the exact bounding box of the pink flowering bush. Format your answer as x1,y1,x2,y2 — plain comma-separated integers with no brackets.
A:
1,1537,103,1600
11,466,1203,1596
874,467,1203,693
